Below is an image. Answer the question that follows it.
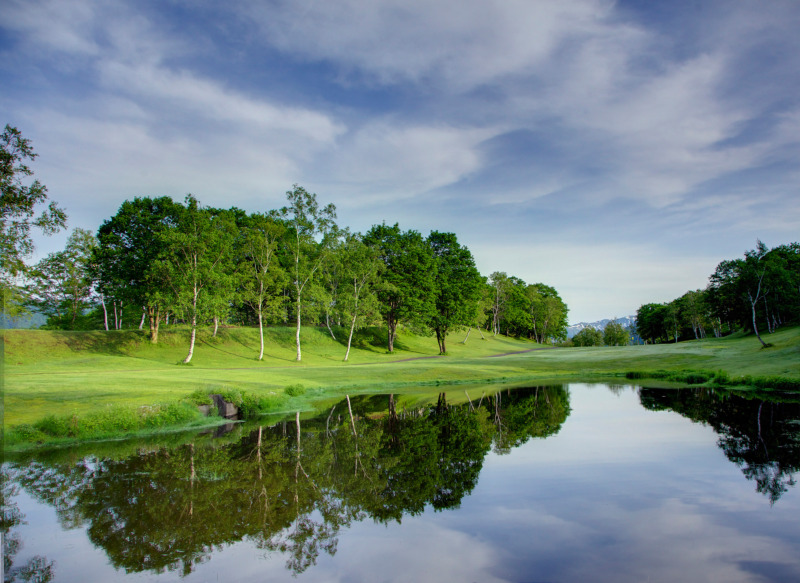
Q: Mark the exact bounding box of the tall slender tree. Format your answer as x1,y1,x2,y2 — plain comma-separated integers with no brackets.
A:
337,232,383,361
238,212,286,360
279,185,337,362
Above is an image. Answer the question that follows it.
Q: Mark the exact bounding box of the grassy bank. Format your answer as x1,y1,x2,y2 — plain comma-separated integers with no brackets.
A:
3,324,799,446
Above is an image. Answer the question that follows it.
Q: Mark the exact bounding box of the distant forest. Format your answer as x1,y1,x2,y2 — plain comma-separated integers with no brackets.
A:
636,241,800,346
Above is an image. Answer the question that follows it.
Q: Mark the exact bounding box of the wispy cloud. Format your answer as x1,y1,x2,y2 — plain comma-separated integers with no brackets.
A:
2,0,798,321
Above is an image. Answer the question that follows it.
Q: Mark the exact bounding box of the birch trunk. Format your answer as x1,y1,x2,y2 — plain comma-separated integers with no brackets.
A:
183,283,198,363
258,308,265,361
344,311,357,361
295,295,302,361
101,295,109,331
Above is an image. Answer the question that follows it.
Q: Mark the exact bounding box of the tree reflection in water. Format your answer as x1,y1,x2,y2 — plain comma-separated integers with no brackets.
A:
3,386,570,577
640,388,800,504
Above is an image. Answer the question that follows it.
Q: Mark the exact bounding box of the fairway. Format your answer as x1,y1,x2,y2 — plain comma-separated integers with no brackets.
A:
3,324,800,433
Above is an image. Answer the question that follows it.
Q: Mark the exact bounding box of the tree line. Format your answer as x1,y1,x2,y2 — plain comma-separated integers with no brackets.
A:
2,126,568,361
636,241,800,345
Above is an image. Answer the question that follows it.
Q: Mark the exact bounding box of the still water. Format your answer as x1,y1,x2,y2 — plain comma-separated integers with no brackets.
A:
3,383,800,583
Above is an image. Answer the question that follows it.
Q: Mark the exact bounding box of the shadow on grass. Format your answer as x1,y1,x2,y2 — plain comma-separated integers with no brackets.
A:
58,330,144,357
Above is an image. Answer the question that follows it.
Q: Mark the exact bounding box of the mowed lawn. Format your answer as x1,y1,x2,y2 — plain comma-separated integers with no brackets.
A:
3,324,799,427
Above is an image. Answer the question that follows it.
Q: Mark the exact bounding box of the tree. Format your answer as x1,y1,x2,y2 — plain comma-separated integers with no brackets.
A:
94,196,183,342
572,327,603,347
603,319,629,346
279,185,337,362
158,195,237,363
25,228,97,328
488,272,511,336
526,283,569,343
363,223,436,352
337,232,383,361
1,124,67,315
237,212,286,360
742,240,770,347
426,231,482,354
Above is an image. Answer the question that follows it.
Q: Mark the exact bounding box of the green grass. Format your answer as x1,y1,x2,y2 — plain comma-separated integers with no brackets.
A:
3,323,799,446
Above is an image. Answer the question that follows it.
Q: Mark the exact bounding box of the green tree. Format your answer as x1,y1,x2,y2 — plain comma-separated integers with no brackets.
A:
742,240,771,347
159,195,237,363
279,185,337,362
526,283,569,343
488,271,511,336
636,302,671,344
94,196,183,342
237,212,286,360
363,223,436,352
572,327,603,347
1,125,67,315
337,232,383,361
25,228,97,328
426,231,482,354
603,319,629,346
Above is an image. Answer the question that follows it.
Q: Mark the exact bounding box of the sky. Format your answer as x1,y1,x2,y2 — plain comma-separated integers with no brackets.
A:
2,0,798,324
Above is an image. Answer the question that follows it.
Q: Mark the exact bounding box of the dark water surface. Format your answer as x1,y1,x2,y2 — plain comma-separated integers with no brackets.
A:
3,383,800,582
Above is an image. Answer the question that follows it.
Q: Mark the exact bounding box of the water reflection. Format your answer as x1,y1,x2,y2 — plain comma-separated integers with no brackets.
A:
2,386,570,578
640,388,800,504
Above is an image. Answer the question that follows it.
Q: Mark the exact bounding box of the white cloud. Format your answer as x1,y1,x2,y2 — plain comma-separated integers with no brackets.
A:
317,122,494,205
239,0,621,89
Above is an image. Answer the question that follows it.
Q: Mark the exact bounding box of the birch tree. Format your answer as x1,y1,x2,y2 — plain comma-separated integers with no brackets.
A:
160,195,237,364
25,228,97,328
338,232,382,361
279,185,337,362
238,212,286,360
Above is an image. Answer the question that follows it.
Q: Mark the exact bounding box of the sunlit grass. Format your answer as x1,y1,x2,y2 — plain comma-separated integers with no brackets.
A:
3,324,799,438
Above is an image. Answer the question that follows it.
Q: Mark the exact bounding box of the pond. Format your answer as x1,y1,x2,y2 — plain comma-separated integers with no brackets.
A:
3,383,800,582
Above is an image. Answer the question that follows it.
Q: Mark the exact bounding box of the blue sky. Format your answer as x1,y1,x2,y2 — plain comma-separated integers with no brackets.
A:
2,0,798,323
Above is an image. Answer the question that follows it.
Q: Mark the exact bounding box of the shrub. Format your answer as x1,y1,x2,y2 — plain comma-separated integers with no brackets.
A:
284,383,306,397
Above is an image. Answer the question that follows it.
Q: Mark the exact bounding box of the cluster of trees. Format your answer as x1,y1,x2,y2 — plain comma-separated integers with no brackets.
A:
2,126,568,360
485,272,569,343
571,319,630,347
636,241,799,345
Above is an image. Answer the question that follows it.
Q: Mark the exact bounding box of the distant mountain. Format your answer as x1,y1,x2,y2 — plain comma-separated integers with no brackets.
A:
567,315,636,339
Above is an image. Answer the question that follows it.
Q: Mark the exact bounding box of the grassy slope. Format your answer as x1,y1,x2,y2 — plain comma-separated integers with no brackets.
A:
3,324,799,427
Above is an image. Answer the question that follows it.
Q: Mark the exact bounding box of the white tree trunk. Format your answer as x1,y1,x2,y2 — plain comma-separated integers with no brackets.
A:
258,309,265,361
295,295,302,361
101,295,109,331
345,312,357,361
183,285,198,363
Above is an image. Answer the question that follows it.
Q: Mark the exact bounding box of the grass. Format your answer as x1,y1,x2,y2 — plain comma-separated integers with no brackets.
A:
2,323,799,446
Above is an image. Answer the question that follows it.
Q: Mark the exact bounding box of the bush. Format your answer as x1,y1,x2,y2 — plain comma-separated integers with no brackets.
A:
284,383,306,397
